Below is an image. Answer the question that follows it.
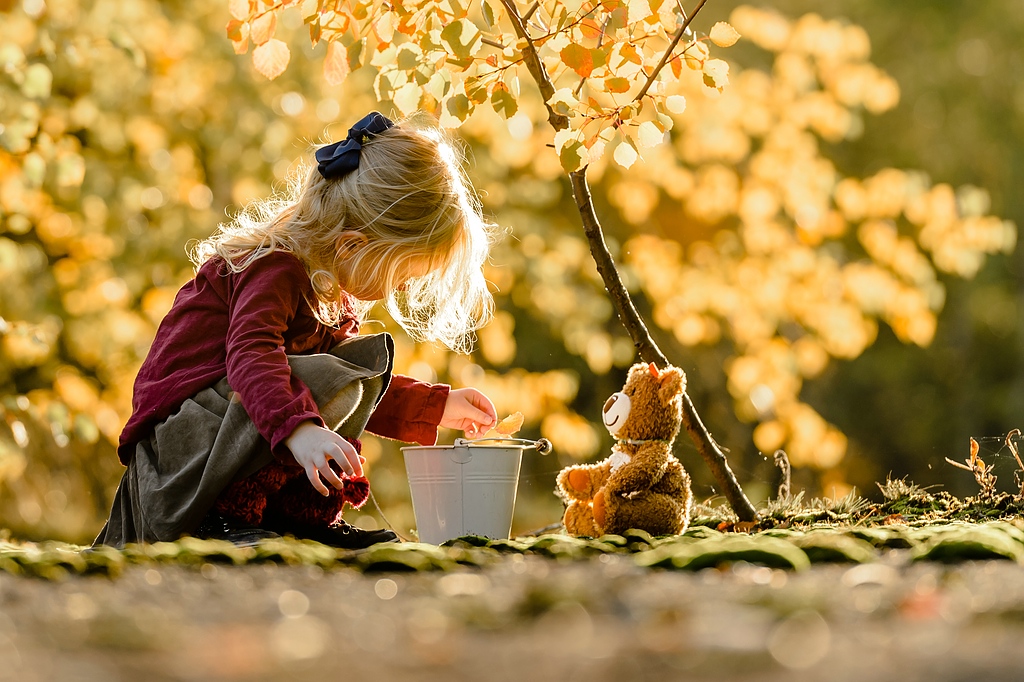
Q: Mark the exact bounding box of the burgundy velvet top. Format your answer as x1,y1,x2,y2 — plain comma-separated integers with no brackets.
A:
117,250,450,465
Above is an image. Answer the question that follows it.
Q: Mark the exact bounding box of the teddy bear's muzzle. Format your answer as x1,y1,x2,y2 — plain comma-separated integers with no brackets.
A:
602,392,631,435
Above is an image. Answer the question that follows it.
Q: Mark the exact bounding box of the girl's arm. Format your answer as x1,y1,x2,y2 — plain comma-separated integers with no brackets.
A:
365,377,495,444
223,253,325,461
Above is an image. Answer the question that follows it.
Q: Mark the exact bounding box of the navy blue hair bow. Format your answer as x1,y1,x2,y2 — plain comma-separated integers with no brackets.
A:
315,111,395,180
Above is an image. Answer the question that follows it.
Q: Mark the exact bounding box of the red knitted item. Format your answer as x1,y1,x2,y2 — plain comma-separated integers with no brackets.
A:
212,459,292,526
213,436,369,527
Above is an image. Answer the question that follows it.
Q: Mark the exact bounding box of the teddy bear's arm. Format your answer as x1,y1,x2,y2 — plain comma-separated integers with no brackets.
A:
605,442,670,495
557,460,613,501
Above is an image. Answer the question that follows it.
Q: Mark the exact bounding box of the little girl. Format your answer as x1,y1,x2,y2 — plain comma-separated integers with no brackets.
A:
95,112,498,549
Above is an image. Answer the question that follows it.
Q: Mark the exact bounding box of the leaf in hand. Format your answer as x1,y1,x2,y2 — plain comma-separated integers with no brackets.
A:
482,412,525,438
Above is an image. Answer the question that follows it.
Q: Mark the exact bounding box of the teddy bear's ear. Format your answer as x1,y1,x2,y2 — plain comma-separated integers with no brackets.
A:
657,367,687,403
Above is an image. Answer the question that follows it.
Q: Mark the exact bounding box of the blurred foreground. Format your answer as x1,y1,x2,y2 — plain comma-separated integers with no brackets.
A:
3,536,1024,682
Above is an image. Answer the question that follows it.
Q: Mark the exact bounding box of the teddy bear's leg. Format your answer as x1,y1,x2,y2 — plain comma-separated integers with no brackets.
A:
592,490,607,530
591,488,617,537
557,462,613,501
600,492,691,536
562,501,600,537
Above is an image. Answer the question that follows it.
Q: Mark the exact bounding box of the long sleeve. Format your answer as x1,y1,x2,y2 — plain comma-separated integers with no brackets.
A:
224,256,322,461
366,374,450,445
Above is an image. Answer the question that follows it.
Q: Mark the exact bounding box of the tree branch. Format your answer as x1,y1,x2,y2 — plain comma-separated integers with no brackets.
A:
499,0,568,131
634,0,709,103
499,0,758,523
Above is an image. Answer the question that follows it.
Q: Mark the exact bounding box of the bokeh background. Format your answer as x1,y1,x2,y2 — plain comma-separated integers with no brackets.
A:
1,0,1021,543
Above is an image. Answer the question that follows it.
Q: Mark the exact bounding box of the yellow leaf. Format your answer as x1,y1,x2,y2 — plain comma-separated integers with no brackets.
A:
546,87,579,117
554,129,586,172
580,18,603,40
553,127,576,154
605,77,630,93
626,0,650,24
613,139,638,169
684,41,709,70
970,437,980,465
556,140,584,172
393,81,421,115
560,43,593,78
426,71,450,100
618,42,643,67
229,0,251,21
374,11,396,43
252,39,290,80
482,412,525,438
702,58,729,90
709,21,741,48
323,41,350,86
226,19,245,42
490,82,518,118
636,121,663,148
444,93,472,123
250,12,276,45
230,20,250,54
665,94,686,113
441,18,481,59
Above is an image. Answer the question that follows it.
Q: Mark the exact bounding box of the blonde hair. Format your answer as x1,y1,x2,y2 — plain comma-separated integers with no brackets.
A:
190,115,496,353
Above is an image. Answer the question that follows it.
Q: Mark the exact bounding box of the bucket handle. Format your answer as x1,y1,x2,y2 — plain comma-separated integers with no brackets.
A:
454,437,553,455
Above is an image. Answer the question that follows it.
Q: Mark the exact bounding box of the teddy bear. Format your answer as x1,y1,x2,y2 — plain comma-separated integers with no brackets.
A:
556,362,692,537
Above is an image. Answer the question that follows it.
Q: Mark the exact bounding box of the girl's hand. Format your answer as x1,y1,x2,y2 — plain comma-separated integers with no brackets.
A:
441,388,497,439
285,421,365,496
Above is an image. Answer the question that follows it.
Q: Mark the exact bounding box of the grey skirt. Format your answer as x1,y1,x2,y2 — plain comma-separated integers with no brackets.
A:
94,333,394,548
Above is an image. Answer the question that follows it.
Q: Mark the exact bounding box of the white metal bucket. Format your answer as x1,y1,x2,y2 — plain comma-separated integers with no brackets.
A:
402,437,552,545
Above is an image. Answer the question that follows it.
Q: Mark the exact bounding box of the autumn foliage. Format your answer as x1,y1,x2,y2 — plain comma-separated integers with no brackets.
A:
0,0,1016,539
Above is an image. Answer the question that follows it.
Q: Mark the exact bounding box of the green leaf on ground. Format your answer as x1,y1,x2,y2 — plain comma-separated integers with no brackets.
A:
635,535,811,571
912,525,1024,563
791,531,879,564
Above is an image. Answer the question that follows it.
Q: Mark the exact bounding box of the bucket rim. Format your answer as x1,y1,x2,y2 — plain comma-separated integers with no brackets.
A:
401,443,535,451
402,437,553,455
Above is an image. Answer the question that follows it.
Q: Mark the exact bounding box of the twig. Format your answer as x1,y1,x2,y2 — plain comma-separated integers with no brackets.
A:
1007,428,1024,497
499,0,568,130
945,436,998,498
634,0,709,102
773,449,791,500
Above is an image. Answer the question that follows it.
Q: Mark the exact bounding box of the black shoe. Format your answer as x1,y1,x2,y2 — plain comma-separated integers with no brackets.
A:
193,511,281,547
265,517,399,550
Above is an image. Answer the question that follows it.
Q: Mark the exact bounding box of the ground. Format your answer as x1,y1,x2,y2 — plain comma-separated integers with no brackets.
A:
5,512,1024,682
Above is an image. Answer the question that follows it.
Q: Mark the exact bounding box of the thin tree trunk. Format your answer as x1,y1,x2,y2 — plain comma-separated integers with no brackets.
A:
569,170,758,522
500,0,758,522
